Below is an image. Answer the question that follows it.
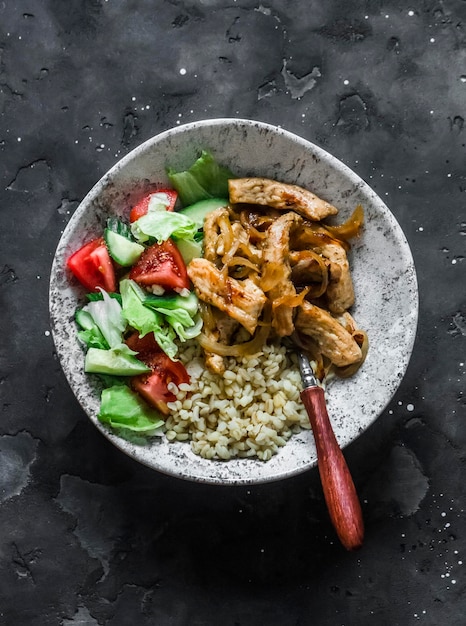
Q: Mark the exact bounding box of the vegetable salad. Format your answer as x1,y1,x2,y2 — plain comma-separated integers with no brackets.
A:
67,151,234,440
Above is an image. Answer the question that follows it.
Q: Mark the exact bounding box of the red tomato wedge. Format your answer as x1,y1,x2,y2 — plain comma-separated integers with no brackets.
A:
126,332,190,414
129,189,178,223
125,331,162,355
67,237,117,292
129,239,190,291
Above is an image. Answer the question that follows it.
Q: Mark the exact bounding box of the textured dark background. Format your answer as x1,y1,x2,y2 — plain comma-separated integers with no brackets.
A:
1,1,466,624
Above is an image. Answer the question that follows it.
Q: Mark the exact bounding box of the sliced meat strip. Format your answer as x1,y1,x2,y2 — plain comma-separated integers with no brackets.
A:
187,258,266,335
314,242,355,313
229,177,338,221
205,351,226,375
295,300,362,367
204,309,241,374
202,315,236,375
261,212,303,336
270,280,297,337
261,211,302,291
203,207,231,262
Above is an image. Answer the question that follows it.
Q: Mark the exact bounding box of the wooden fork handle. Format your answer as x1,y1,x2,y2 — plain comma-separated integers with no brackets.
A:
301,385,364,550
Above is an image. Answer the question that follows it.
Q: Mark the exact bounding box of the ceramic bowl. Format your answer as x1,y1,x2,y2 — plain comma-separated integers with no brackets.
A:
49,118,418,485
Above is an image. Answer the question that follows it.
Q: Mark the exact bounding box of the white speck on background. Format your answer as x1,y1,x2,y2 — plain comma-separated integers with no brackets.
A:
343,79,349,85
430,37,435,43
407,403,414,411
180,68,187,75
45,330,50,337
408,10,415,16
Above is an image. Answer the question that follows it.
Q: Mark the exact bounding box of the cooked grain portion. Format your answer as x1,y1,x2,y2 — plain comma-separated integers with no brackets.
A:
165,341,310,461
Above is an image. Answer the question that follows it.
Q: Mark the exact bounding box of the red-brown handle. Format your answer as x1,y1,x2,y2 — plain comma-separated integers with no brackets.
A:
301,385,364,550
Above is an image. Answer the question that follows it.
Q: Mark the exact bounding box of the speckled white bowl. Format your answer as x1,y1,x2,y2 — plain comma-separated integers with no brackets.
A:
49,118,418,485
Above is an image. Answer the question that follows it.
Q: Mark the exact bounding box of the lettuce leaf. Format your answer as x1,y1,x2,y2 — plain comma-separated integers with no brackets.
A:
86,291,122,305
120,278,178,359
143,291,199,317
120,278,161,338
131,211,198,244
143,292,202,341
81,289,127,350
167,150,236,206
84,347,150,375
168,313,203,342
98,385,165,435
75,309,109,349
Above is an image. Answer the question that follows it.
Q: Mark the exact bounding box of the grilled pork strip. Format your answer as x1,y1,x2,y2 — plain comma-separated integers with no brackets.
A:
314,242,355,313
261,212,303,336
228,177,338,221
188,258,266,335
295,300,362,367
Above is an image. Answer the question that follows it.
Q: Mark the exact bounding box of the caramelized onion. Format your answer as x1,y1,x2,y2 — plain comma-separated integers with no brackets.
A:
272,286,310,310
218,212,234,251
226,256,258,271
290,250,329,298
198,325,268,357
260,262,287,292
325,204,364,242
198,311,271,357
292,223,340,249
333,330,369,378
199,301,216,332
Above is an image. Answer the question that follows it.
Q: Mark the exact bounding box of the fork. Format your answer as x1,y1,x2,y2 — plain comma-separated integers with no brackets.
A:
297,350,364,550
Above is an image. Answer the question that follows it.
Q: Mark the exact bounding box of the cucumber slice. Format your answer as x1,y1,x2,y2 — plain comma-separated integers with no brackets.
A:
179,198,229,228
175,238,203,264
104,229,145,266
84,347,151,376
75,308,95,331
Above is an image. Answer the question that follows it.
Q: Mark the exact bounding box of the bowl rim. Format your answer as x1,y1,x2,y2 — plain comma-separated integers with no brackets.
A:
49,117,419,485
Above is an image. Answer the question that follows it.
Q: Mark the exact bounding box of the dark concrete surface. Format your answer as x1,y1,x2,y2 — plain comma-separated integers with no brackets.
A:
1,1,466,624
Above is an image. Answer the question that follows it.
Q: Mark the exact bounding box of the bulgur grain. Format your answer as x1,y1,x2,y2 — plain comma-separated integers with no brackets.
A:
164,341,310,461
